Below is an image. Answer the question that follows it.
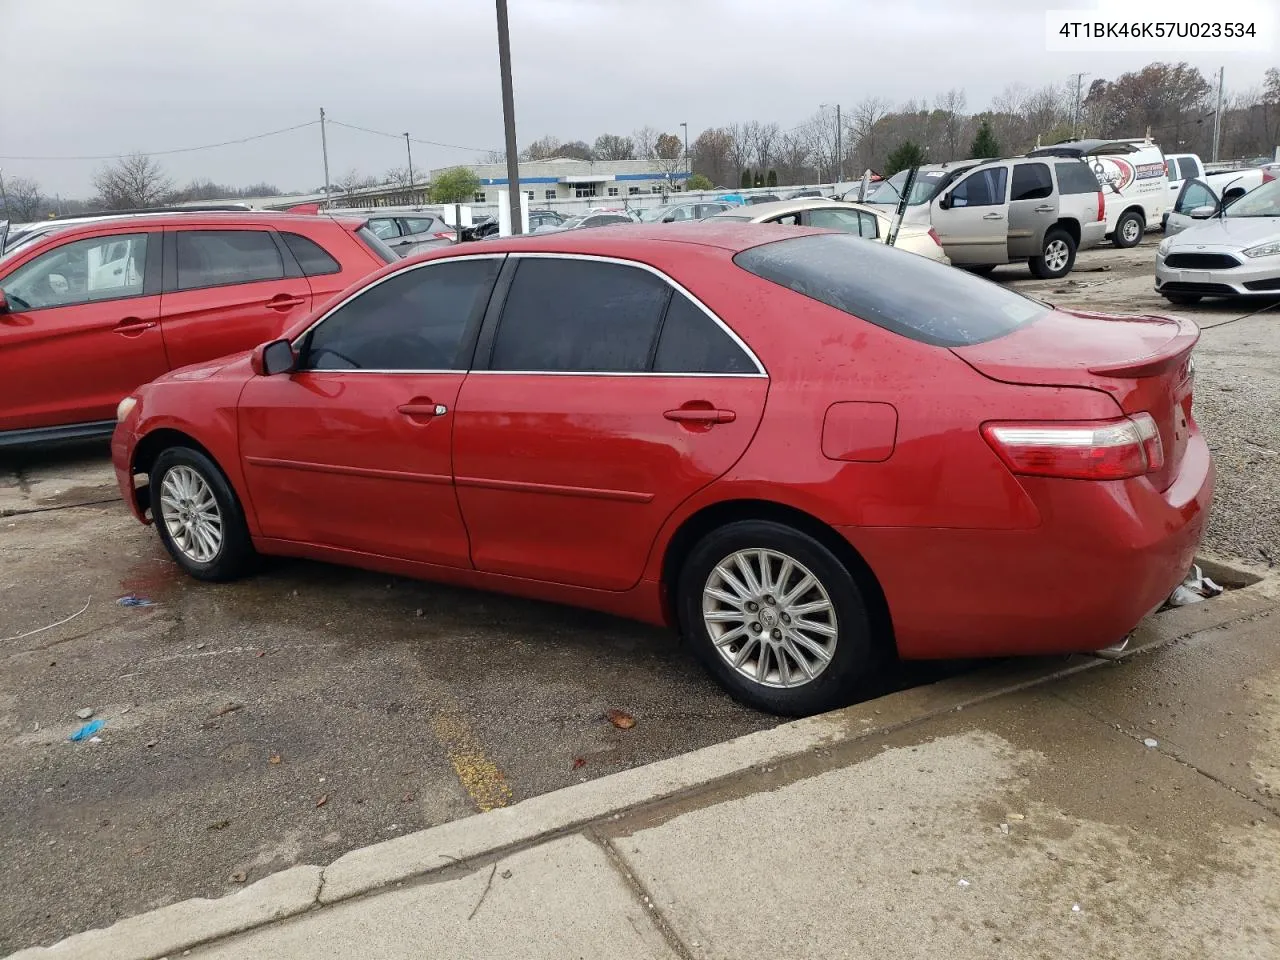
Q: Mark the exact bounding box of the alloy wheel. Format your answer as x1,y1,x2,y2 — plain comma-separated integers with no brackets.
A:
158,465,223,564
1045,239,1070,273
702,548,839,688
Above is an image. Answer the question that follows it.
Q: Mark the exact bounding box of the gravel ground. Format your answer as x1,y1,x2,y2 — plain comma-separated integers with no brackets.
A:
993,236,1280,569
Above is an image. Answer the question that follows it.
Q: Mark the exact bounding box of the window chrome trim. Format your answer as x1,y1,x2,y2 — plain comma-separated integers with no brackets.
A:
291,249,768,379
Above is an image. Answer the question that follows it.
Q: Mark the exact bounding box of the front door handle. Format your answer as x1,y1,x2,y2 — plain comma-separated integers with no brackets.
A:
397,402,448,419
266,294,308,311
664,407,736,424
1034,205,1055,213
114,316,157,336
982,212,1004,220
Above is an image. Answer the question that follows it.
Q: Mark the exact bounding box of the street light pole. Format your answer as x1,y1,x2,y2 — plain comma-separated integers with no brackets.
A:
495,0,522,234
403,133,415,199
680,122,689,181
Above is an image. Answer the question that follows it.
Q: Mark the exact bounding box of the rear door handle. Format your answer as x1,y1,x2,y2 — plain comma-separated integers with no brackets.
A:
266,294,308,311
664,407,736,424
1034,205,1055,213
397,402,448,418
982,212,1004,220
113,316,157,336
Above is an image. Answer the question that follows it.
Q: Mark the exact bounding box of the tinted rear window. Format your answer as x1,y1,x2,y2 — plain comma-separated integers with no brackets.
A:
1055,160,1101,195
733,234,1049,348
282,232,341,276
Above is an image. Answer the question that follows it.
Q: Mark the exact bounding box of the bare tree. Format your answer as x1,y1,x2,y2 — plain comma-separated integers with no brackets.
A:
749,121,782,177
850,97,892,172
726,123,754,182
935,88,968,160
335,169,378,195
775,129,814,185
92,152,173,209
632,126,660,160
521,136,563,161
692,127,734,187
593,133,635,160
5,177,43,221
384,167,413,187
654,132,684,192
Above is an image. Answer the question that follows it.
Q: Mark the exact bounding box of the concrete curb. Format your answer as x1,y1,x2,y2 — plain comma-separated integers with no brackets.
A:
11,567,1278,960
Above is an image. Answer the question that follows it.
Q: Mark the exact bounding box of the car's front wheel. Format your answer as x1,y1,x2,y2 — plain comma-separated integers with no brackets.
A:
1113,210,1145,248
677,520,879,716
150,446,255,581
1030,228,1077,279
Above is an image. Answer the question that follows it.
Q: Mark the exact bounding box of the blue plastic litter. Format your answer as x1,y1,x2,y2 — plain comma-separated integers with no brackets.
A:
117,594,156,607
69,719,105,741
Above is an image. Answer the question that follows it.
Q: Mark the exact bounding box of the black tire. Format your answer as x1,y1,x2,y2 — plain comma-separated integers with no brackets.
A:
149,446,255,582
1112,210,1145,248
965,264,998,276
1029,228,1077,280
676,520,880,716
1160,292,1202,306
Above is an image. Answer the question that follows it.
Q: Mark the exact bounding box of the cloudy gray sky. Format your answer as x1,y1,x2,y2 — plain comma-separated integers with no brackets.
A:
2,0,1275,198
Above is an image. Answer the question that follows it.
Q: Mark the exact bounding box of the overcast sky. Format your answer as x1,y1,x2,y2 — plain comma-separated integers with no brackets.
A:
2,0,1276,198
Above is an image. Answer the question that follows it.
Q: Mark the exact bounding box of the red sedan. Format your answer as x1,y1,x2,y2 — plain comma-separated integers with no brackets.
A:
111,223,1211,715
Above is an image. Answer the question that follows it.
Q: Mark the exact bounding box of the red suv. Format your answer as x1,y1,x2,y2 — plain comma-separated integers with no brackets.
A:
0,211,393,447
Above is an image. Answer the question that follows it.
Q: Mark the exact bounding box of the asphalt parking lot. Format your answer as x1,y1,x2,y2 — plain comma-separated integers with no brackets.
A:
3,234,1278,953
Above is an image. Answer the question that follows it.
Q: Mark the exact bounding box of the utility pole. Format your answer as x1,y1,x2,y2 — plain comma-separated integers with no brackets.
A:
1070,72,1089,138
835,104,842,184
319,108,331,200
680,122,689,180
496,0,522,234
0,168,8,219
404,133,415,198
1212,66,1225,162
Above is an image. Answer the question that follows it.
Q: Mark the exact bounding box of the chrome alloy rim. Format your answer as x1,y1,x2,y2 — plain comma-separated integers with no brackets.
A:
1045,239,1070,272
159,465,223,563
702,549,838,688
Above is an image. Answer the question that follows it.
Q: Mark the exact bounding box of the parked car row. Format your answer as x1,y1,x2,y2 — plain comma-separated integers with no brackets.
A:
109,222,1210,715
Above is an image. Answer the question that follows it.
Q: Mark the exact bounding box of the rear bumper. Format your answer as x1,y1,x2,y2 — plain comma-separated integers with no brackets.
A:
1078,220,1108,251
840,431,1214,659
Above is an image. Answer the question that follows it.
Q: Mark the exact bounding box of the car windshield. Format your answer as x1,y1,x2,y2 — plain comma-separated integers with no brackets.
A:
1224,180,1280,218
561,217,584,229
865,169,953,206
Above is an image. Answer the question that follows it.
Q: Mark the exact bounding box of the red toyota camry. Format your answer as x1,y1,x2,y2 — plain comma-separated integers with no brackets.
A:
111,223,1211,715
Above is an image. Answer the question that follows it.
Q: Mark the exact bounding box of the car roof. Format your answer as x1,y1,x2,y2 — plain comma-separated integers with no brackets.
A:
416,220,822,258
9,210,366,248
713,198,885,220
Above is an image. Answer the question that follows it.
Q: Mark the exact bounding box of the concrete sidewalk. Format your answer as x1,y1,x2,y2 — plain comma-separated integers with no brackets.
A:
12,569,1280,960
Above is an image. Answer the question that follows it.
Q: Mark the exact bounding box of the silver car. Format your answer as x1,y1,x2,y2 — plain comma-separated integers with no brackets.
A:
710,198,950,263
1155,178,1280,304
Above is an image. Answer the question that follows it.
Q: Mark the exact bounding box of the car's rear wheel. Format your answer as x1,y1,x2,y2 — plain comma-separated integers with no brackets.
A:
1160,291,1203,306
150,447,255,582
676,520,877,716
1030,229,1077,279
1113,210,1145,248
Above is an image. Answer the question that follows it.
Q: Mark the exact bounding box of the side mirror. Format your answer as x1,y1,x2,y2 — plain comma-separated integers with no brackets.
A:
0,289,8,314
1190,205,1217,219
938,193,952,210
251,338,296,376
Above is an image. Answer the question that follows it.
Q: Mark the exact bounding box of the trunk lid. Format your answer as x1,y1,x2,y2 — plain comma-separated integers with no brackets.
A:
952,309,1198,491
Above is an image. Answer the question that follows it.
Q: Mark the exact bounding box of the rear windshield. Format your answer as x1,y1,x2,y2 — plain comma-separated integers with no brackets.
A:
733,233,1050,348
1055,160,1101,195
356,224,398,263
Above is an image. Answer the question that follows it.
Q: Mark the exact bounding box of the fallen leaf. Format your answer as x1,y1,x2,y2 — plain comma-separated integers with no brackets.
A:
207,819,231,831
572,757,587,770
268,754,281,765
501,869,513,879
316,794,328,808
606,709,636,730
402,792,414,803
230,871,247,883
256,651,266,658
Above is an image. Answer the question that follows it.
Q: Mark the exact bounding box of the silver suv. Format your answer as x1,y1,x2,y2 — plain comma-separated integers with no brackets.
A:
865,157,1107,278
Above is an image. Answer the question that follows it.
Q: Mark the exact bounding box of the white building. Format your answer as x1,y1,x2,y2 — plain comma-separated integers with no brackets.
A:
431,157,690,206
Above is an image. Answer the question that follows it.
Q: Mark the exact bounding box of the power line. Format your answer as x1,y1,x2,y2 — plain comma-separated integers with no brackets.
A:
0,120,320,161
325,118,496,154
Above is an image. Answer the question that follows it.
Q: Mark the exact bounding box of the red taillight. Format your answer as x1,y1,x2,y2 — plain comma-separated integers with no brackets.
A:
433,231,456,241
928,227,943,248
1095,191,1106,222
1264,169,1276,184
982,414,1164,481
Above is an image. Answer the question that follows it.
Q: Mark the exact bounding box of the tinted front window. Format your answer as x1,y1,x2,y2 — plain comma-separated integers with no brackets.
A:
491,259,670,372
282,232,341,276
302,257,500,371
950,167,1008,207
1,233,148,310
1010,163,1053,202
734,233,1048,348
1055,161,1101,195
175,230,283,290
653,294,756,374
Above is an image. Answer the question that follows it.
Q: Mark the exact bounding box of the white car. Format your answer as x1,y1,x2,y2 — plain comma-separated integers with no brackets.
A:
1155,178,1280,304
711,198,950,264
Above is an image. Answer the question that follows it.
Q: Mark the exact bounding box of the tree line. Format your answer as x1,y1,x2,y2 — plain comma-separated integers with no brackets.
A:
4,61,1277,221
